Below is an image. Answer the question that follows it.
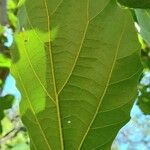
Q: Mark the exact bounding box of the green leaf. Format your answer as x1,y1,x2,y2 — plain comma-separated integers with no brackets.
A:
0,52,11,87
135,9,150,45
0,25,4,35
138,85,150,115
7,0,18,28
0,95,14,134
117,0,150,9
11,0,142,149
0,54,11,68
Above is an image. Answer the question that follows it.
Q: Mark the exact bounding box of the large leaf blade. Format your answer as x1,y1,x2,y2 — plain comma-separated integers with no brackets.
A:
11,0,142,149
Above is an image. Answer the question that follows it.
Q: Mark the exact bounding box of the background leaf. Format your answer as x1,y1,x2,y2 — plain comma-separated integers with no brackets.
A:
138,85,150,115
117,0,150,9
135,9,150,45
0,95,14,134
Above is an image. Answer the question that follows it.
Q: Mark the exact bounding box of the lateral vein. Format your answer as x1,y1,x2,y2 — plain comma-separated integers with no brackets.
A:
14,66,52,150
77,14,127,149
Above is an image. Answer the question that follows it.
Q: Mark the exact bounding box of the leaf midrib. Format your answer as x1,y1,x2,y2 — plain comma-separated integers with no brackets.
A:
38,0,90,149
43,0,64,149
21,0,65,149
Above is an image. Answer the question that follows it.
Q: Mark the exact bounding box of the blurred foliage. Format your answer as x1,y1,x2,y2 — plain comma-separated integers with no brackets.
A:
137,44,150,115
0,28,11,89
0,110,29,150
0,95,14,133
0,0,17,92
7,0,18,30
138,38,150,115
0,25,4,34
138,84,150,115
0,1,29,149
141,45,150,69
0,2,13,134
117,0,150,9
135,9,150,46
136,9,150,114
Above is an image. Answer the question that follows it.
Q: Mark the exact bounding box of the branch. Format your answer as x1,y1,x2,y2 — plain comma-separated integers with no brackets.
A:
0,0,8,25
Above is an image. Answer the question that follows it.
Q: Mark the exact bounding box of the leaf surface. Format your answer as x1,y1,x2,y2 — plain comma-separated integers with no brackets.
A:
11,0,142,149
